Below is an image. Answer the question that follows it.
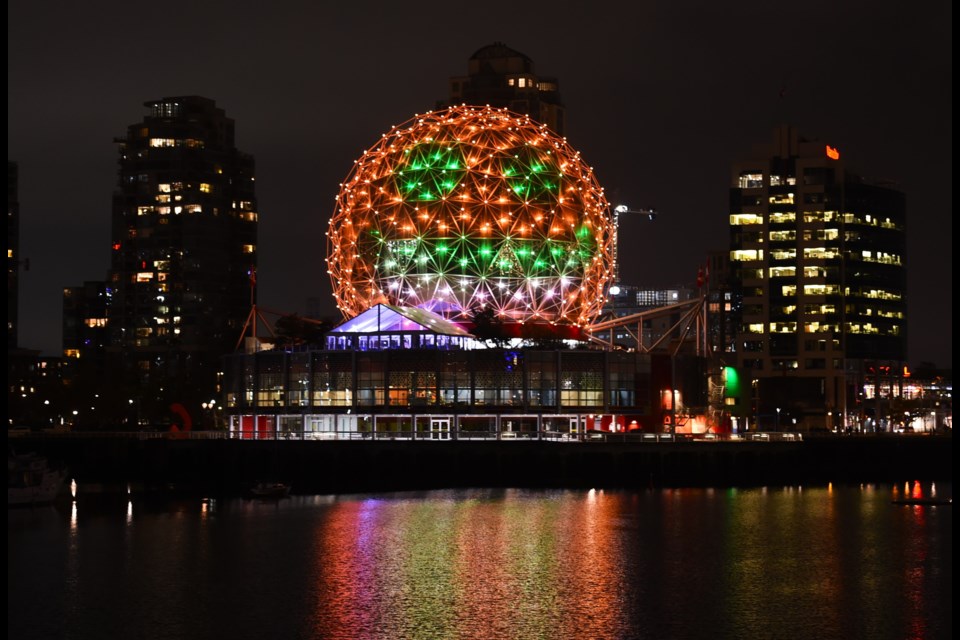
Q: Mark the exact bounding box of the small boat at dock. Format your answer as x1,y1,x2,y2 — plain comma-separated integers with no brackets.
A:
8,451,69,506
250,481,291,498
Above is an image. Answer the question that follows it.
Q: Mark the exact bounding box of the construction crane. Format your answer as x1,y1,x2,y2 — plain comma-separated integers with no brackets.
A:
609,204,657,295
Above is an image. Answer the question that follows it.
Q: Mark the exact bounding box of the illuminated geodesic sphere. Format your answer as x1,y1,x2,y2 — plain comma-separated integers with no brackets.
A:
326,105,613,326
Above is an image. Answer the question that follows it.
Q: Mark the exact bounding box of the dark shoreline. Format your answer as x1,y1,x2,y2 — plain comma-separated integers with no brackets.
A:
10,434,952,497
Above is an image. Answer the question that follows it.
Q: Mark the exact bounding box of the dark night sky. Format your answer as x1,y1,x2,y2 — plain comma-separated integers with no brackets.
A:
8,0,952,368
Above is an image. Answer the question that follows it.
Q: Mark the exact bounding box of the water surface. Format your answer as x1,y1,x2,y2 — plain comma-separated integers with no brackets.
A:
8,482,952,639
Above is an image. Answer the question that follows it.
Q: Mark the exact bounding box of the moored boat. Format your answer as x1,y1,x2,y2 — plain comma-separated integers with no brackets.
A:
250,481,291,498
8,451,69,506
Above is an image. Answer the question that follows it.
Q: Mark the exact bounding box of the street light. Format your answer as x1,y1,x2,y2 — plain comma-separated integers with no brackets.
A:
776,407,781,432
201,400,219,430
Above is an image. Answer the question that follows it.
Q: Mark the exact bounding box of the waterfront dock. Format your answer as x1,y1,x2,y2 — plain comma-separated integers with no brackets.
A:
8,432,952,496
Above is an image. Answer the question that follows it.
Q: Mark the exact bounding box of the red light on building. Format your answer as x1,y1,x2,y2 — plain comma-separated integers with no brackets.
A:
826,145,840,160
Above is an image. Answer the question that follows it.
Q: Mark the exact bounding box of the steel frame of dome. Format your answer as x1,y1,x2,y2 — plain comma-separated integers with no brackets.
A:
326,105,613,327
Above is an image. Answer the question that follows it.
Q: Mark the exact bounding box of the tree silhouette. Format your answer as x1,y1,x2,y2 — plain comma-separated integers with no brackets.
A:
273,314,334,347
469,308,511,348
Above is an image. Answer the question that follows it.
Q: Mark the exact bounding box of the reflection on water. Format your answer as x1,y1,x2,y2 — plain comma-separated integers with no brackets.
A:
9,483,952,640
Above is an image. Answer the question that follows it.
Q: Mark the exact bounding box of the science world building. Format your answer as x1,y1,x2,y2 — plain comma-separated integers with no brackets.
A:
222,303,709,439
223,106,717,439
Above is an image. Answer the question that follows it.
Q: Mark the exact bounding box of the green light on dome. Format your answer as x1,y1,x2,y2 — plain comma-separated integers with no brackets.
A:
393,142,466,201
503,148,561,204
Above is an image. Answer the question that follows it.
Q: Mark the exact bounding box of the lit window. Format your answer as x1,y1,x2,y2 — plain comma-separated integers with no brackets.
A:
731,249,763,261
769,230,795,241
769,212,796,223
738,173,763,189
803,284,839,296
769,194,794,205
769,322,797,333
730,213,763,225
769,266,796,277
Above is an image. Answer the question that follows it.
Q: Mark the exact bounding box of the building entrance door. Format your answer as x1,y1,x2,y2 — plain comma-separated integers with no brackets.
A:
430,418,451,440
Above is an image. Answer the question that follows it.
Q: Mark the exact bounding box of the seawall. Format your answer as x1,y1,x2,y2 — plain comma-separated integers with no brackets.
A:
11,434,952,496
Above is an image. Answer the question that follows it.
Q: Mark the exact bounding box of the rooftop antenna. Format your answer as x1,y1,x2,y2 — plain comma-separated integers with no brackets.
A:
235,268,276,352
610,204,658,295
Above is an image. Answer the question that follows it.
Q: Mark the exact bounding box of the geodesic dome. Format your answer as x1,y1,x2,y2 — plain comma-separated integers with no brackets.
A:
326,105,613,326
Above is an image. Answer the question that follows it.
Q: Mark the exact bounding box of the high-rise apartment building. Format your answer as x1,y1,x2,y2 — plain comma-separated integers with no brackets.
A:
101,96,258,414
441,42,566,136
729,125,906,430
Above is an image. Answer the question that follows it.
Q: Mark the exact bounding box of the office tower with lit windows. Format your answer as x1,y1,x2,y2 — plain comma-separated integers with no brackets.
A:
730,125,906,431
103,96,258,415
440,42,565,135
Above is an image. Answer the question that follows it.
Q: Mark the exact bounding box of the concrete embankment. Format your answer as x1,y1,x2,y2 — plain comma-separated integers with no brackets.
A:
11,434,952,496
